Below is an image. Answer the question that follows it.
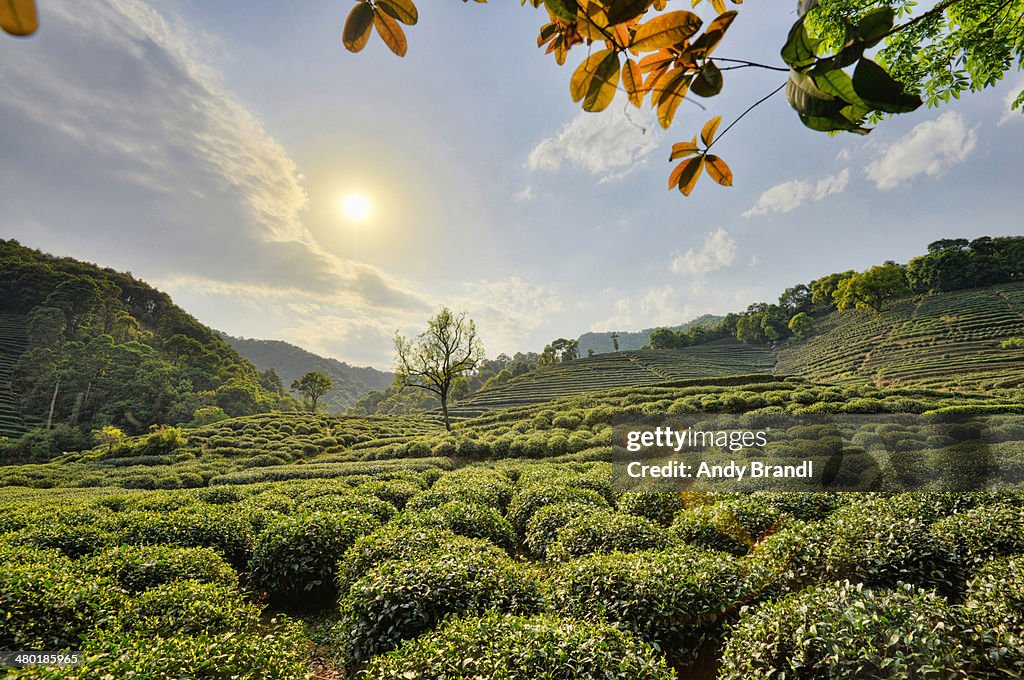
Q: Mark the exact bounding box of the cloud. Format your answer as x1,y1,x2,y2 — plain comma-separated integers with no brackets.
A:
866,112,977,190
670,228,737,278
454,276,564,354
743,169,850,217
527,107,659,181
999,79,1024,125
514,185,534,202
590,280,763,332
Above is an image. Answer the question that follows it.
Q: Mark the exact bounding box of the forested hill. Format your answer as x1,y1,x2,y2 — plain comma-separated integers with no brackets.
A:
223,335,393,411
0,239,289,459
578,314,721,355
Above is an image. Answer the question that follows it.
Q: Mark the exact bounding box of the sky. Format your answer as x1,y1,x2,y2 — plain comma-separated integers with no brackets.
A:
1,0,1022,369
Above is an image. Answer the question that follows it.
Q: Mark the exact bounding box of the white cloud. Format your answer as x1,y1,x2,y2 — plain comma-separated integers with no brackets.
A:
866,112,977,190
455,276,564,354
590,280,764,332
514,185,534,202
999,79,1024,125
527,107,659,182
743,168,849,217
670,228,737,278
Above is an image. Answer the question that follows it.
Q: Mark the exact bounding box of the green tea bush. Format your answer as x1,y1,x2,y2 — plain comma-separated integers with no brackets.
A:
0,559,122,649
523,500,608,559
399,501,516,552
719,581,982,679
931,503,1024,569
297,492,397,523
82,544,238,593
361,612,675,680
18,622,310,679
547,511,667,562
353,478,424,509
507,484,610,534
549,547,750,661
965,555,1024,639
337,549,544,662
112,505,257,569
118,580,260,636
248,510,380,608
669,505,764,556
820,501,965,597
406,467,513,511
745,520,829,597
336,525,506,596
617,491,685,526
10,523,115,558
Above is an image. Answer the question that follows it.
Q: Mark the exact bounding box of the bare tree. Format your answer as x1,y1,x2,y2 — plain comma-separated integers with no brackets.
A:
394,307,483,431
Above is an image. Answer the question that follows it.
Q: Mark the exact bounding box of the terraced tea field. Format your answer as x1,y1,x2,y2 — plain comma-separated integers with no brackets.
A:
0,314,28,439
449,342,774,417
776,283,1024,389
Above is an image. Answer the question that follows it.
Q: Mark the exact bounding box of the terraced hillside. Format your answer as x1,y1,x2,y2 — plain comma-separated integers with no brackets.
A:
0,314,29,439
449,342,774,417
776,283,1024,389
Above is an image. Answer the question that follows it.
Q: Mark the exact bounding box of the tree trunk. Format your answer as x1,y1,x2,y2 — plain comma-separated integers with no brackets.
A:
46,377,60,431
441,393,450,431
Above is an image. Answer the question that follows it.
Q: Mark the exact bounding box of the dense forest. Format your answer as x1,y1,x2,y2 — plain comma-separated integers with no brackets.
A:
0,239,289,460
648,237,1024,350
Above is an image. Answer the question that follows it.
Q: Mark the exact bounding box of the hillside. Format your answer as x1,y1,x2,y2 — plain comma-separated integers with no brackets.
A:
448,341,774,417
577,314,721,355
0,239,287,456
0,313,30,439
223,335,393,411
776,282,1024,389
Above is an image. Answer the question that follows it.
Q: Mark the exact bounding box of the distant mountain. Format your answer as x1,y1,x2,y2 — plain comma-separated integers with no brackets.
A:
223,335,393,412
578,314,722,355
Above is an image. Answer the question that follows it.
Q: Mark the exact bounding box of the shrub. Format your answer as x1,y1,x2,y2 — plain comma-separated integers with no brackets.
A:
406,468,513,511
549,547,750,662
523,500,607,559
354,479,423,510
297,492,397,523
964,555,1024,643
669,505,766,556
82,544,238,593
118,580,260,636
820,501,964,598
1000,337,1024,349
931,503,1024,570
361,612,675,680
111,506,256,570
547,511,667,562
10,522,115,558
337,549,544,662
507,484,610,534
0,559,122,649
719,581,983,679
744,520,829,597
399,501,516,552
618,491,685,526
248,510,380,608
336,525,506,596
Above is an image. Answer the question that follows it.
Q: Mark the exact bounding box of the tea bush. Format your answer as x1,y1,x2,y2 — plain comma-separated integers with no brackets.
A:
360,612,675,680
719,581,982,679
964,555,1024,675
547,511,668,562
248,510,380,608
118,580,261,636
617,491,685,526
296,492,397,523
399,501,516,552
337,549,544,662
931,503,1024,569
111,505,257,569
506,484,610,535
523,500,608,559
81,544,238,593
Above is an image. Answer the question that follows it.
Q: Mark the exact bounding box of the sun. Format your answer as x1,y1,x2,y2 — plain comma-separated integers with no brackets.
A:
340,192,372,222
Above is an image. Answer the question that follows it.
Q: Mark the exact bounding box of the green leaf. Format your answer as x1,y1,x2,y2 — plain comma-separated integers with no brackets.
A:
606,0,653,26
856,7,894,47
853,59,923,114
691,60,723,98
544,0,579,23
781,17,820,68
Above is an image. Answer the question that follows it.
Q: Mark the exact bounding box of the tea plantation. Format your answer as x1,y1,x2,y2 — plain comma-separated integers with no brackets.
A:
2,377,1023,678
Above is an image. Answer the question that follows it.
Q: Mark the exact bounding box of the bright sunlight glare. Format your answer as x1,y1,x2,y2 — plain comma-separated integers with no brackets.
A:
340,192,372,222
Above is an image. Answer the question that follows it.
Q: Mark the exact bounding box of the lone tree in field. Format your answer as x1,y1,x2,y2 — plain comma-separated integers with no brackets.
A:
394,307,484,431
291,371,333,412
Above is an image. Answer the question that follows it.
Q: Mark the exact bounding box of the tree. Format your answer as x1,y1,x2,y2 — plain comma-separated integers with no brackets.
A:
290,371,333,412
788,312,815,339
335,0,1021,198
92,424,125,452
834,262,910,313
394,307,484,431
540,338,580,364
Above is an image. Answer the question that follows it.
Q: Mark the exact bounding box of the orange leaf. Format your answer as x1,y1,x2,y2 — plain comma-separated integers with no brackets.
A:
679,155,704,195
705,155,733,186
654,69,691,129
630,11,702,52
0,0,38,37
669,136,700,160
342,3,375,53
701,115,722,145
622,58,645,108
373,9,408,57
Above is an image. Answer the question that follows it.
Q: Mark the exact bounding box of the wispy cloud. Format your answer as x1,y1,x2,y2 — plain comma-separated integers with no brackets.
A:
527,107,659,182
743,169,850,217
866,112,977,190
670,228,737,278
